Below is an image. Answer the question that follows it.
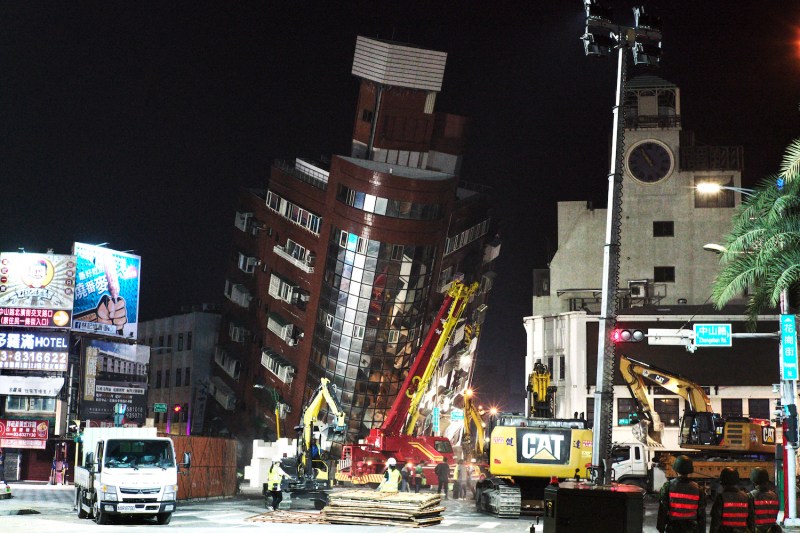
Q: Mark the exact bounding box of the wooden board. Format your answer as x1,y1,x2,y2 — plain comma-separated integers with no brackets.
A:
247,510,328,524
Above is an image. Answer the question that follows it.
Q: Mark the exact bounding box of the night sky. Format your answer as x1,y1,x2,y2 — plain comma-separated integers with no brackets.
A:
2,2,799,411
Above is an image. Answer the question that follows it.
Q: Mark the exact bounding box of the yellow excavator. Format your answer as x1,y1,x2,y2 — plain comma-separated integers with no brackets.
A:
461,388,489,461
618,354,775,456
269,377,346,510
527,362,557,418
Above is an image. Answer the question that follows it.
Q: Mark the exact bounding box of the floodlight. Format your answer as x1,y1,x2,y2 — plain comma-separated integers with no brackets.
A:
632,40,661,66
633,6,661,31
584,0,612,23
582,31,615,58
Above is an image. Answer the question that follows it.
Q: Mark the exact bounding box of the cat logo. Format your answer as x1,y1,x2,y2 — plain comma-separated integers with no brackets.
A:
520,433,565,461
762,426,776,445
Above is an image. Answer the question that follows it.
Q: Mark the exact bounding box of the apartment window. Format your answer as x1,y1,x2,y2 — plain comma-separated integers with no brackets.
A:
325,314,334,329
155,370,162,389
353,325,366,340
654,398,680,426
175,368,182,387
653,221,674,237
361,109,373,122
654,266,675,283
167,334,173,348
748,399,770,420
547,357,554,377
618,397,637,425
388,329,400,344
722,398,743,419
177,333,184,351
187,332,192,350
559,355,565,380
165,369,171,388
391,244,404,261
184,367,191,386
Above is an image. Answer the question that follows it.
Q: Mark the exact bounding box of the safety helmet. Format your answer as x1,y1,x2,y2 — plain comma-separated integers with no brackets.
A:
386,457,397,466
272,456,282,463
750,467,770,486
720,467,739,486
672,455,693,475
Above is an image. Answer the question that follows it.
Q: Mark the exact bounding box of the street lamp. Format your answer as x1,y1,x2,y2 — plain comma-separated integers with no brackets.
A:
695,182,756,197
581,0,663,486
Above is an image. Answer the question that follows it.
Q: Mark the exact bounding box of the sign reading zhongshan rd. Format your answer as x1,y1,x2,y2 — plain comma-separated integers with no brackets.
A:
154,403,167,413
693,323,732,347
781,314,798,381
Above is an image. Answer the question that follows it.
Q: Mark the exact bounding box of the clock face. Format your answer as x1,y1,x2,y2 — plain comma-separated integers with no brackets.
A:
627,142,673,183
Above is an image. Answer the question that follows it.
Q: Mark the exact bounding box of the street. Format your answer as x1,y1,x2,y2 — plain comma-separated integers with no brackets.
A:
0,483,664,532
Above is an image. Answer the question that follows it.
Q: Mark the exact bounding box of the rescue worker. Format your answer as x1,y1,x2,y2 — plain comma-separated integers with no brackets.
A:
266,456,288,511
748,467,780,533
434,459,450,499
657,455,706,532
710,467,754,533
379,457,402,492
456,459,469,500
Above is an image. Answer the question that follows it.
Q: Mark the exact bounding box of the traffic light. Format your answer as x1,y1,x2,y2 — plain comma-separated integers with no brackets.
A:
173,404,182,414
612,329,645,343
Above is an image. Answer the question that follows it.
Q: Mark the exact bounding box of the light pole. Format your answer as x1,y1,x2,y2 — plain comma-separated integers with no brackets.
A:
581,1,662,485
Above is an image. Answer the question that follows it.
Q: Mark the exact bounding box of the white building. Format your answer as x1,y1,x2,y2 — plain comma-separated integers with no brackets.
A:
525,75,779,450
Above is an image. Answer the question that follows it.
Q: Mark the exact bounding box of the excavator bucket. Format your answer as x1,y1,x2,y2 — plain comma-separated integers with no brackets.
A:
631,420,663,447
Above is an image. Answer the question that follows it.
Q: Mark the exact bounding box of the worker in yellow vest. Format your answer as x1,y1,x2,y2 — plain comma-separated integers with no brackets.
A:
266,456,288,511
379,458,402,492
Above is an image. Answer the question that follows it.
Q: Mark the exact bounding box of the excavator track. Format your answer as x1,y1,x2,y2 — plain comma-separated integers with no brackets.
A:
476,478,521,519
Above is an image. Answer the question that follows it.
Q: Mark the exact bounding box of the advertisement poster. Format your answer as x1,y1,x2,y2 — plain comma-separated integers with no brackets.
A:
0,330,69,371
72,243,141,339
0,252,76,328
80,339,149,425
0,418,49,449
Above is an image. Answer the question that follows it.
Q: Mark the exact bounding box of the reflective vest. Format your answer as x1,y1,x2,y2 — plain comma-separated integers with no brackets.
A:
268,465,285,491
750,489,779,527
380,468,402,492
720,491,750,528
668,480,702,520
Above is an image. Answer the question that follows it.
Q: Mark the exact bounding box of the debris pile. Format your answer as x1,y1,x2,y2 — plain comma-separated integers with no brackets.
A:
247,510,328,524
322,490,445,527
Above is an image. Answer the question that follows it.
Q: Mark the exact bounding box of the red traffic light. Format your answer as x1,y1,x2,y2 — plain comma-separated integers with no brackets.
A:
173,404,182,413
611,329,645,343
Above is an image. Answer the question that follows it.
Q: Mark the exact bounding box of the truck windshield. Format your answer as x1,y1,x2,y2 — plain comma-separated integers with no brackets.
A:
104,440,175,469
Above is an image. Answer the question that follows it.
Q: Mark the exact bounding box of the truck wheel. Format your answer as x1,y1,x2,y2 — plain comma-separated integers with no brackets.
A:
156,512,172,525
94,504,109,525
77,490,88,519
313,500,326,510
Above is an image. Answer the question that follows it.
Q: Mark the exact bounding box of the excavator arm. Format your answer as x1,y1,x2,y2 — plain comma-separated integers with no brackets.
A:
299,377,346,476
462,389,485,458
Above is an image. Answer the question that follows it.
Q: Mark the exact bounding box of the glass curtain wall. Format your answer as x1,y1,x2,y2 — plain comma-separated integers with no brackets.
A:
308,227,435,442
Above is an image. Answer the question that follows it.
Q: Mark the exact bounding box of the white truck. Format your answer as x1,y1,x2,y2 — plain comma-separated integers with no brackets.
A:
74,427,190,525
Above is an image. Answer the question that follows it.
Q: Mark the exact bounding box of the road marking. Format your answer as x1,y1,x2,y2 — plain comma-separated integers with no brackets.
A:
477,523,501,529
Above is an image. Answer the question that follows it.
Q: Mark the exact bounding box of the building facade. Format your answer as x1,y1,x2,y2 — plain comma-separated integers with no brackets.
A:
208,37,500,454
139,306,220,436
525,75,777,449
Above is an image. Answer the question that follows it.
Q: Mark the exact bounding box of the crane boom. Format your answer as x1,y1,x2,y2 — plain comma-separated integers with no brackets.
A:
379,279,478,437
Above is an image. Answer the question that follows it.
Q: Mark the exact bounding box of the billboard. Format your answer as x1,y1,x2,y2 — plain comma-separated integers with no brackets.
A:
0,418,49,449
72,243,141,338
0,329,69,371
0,252,76,328
80,339,149,425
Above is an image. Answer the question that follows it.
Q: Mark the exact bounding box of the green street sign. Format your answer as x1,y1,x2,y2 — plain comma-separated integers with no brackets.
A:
154,403,167,413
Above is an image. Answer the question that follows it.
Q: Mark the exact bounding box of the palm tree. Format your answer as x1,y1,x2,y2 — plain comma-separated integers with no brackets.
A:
711,138,800,323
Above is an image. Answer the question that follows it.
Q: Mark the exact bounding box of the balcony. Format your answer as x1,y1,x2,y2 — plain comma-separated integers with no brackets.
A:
274,159,328,191
273,245,314,273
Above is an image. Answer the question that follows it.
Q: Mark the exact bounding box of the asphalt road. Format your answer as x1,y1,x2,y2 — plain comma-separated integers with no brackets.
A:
0,483,664,532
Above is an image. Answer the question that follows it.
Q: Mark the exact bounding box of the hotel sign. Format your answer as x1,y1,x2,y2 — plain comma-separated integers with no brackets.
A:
0,330,69,371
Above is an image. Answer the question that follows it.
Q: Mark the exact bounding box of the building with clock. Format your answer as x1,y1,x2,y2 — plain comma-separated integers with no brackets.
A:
525,75,779,450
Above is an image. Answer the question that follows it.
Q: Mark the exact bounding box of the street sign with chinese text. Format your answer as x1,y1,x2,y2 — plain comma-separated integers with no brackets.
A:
693,323,732,347
432,407,440,433
781,314,798,381
450,408,464,422
154,403,167,413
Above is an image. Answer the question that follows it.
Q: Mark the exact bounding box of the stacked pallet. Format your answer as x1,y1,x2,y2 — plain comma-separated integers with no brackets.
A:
247,510,328,525
322,490,445,527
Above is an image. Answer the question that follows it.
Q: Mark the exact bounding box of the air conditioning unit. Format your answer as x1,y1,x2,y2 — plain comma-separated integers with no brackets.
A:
629,280,649,298
299,294,311,302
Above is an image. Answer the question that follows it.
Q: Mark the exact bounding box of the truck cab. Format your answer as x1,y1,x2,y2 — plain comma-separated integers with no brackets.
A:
75,428,190,525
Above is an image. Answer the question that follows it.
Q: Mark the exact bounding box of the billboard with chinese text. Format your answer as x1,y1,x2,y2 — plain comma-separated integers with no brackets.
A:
80,339,149,425
0,252,75,328
72,243,141,338
0,329,69,371
0,418,49,449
